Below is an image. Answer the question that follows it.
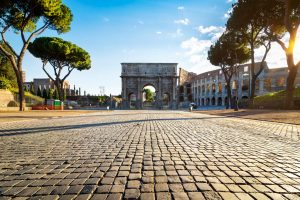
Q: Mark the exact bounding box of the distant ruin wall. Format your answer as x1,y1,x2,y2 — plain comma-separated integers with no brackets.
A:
179,68,196,85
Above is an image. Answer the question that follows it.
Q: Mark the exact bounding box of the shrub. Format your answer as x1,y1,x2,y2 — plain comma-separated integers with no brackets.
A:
0,76,12,89
238,98,250,109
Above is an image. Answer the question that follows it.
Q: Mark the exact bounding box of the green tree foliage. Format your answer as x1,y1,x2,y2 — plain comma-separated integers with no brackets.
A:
0,0,73,111
42,88,48,99
99,95,109,106
63,89,67,101
28,37,91,101
37,87,42,97
227,0,276,101
0,76,11,89
208,30,251,108
262,0,300,108
30,83,35,94
143,88,154,102
53,89,59,100
48,89,54,99
0,42,17,89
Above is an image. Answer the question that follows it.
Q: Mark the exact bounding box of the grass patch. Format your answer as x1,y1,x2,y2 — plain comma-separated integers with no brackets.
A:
253,88,300,109
10,88,44,106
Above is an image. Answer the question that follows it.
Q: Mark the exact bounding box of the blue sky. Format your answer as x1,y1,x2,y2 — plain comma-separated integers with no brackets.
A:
12,0,298,95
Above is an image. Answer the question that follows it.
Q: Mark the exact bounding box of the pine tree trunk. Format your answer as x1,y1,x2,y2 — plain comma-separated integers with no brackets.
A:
59,81,64,102
250,76,256,100
284,49,298,109
226,82,232,109
285,65,297,109
17,71,25,111
55,79,62,102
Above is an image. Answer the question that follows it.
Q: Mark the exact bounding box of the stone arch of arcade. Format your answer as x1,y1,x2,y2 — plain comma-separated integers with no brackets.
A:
121,63,178,109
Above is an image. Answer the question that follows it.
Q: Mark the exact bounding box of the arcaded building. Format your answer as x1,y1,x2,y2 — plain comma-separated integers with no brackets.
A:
23,78,71,96
179,62,300,107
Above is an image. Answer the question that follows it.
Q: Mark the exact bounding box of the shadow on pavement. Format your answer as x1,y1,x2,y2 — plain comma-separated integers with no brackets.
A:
0,116,228,137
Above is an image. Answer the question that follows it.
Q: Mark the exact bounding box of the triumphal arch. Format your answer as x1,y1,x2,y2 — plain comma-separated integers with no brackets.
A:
121,63,178,109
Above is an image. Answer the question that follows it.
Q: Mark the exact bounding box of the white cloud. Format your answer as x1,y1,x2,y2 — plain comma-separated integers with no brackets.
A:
177,6,185,10
174,18,190,26
181,37,211,55
198,25,225,41
180,37,212,71
156,31,162,35
179,27,224,73
198,26,223,34
226,0,237,3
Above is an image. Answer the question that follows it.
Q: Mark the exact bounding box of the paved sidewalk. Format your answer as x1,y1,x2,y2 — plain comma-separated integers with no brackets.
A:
0,110,102,123
0,111,299,200
193,109,300,125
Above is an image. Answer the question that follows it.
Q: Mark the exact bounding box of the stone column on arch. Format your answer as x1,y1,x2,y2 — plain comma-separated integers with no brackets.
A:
156,77,162,109
172,77,177,109
136,77,142,109
121,77,129,109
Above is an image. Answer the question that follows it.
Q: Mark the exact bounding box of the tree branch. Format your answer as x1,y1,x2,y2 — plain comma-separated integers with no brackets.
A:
284,0,292,33
42,62,55,82
0,45,18,72
31,22,50,37
21,29,26,45
254,41,271,80
62,67,74,82
1,25,18,56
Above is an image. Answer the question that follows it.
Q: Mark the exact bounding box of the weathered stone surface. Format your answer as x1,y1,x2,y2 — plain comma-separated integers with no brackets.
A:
121,63,178,109
0,110,299,199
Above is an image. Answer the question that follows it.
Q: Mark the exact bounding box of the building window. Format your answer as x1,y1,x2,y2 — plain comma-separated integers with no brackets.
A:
242,79,249,91
206,84,210,94
218,83,222,93
179,86,184,93
212,84,216,94
264,79,272,91
232,80,238,90
276,77,285,87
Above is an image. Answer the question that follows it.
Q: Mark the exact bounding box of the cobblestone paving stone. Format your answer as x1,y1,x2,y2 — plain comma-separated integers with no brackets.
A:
0,110,299,200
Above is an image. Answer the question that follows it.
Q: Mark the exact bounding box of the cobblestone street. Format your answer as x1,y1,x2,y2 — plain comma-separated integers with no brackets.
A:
0,110,299,200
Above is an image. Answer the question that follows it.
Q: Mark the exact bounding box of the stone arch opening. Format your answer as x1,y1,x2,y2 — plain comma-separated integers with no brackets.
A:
211,97,216,106
217,97,222,106
201,98,205,106
206,98,210,106
142,84,156,108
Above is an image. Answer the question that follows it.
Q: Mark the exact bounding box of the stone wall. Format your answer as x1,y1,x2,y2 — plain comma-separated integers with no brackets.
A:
0,89,15,108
